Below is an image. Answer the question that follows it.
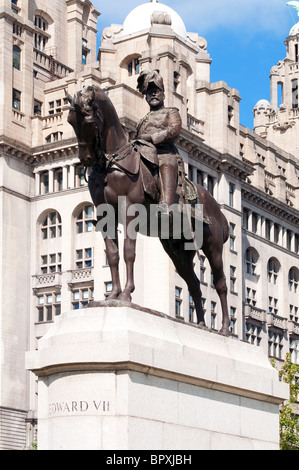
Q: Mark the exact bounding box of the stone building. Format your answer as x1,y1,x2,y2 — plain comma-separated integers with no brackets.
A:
0,0,298,450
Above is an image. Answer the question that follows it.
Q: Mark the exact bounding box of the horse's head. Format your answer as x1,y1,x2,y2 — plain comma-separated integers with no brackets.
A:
66,85,104,167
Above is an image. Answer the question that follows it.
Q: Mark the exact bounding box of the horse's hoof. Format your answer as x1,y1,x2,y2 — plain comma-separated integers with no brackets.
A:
117,292,132,303
218,327,230,337
107,292,121,301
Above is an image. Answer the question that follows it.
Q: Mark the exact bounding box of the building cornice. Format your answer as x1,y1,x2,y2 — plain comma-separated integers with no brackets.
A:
0,136,32,164
32,138,78,165
178,130,253,181
242,182,299,226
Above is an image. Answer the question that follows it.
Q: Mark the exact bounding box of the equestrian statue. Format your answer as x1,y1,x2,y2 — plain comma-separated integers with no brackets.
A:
67,71,230,336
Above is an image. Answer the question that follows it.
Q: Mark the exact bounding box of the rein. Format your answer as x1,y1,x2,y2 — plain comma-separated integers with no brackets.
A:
104,143,137,178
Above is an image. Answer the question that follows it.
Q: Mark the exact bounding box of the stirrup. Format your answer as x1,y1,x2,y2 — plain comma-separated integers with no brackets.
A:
156,202,171,216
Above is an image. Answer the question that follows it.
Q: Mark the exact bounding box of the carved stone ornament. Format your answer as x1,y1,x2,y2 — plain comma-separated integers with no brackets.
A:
101,25,123,42
272,120,296,131
151,11,172,26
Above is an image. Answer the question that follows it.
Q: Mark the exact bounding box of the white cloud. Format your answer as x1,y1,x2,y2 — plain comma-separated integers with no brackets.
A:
168,0,291,35
93,0,294,37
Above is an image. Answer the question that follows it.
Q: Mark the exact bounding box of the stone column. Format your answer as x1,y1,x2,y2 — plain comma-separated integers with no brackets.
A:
63,166,68,191
48,169,54,193
69,164,75,189
35,172,41,196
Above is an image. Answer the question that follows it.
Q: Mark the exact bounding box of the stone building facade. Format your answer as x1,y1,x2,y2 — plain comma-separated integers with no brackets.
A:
0,0,298,450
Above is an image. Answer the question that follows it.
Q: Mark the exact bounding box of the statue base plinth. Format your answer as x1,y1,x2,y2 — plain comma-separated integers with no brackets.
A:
26,303,288,450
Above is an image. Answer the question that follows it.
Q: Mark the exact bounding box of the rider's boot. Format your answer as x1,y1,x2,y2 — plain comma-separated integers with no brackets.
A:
158,160,178,215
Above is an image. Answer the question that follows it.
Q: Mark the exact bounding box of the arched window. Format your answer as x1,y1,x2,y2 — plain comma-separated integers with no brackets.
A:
41,211,62,240
120,55,141,79
34,12,52,53
13,45,21,70
267,258,280,284
289,267,299,293
127,58,140,76
245,248,259,276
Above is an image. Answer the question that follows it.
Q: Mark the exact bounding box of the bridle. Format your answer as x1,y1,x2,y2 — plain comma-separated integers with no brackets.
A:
71,89,137,178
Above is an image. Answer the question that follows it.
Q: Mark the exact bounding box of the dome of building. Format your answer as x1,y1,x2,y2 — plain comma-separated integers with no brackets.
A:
289,22,299,36
121,0,188,40
254,99,272,112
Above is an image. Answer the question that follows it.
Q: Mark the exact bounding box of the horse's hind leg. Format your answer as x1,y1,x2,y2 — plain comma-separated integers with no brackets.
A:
160,239,206,327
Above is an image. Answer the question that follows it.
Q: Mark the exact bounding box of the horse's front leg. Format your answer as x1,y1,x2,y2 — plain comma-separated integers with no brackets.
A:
117,234,136,303
117,202,138,303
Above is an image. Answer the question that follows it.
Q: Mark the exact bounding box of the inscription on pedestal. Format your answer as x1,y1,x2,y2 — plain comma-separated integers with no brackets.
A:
49,400,111,416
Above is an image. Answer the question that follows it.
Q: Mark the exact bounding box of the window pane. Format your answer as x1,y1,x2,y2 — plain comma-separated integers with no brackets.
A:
13,45,21,70
38,308,44,323
73,291,80,300
47,306,52,321
77,222,83,234
55,304,61,316
86,221,93,232
85,206,92,218
82,289,89,299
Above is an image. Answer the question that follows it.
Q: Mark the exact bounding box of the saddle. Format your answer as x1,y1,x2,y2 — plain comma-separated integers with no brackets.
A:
104,140,210,223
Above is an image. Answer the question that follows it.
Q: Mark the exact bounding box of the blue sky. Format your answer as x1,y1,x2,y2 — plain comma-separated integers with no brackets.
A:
92,0,299,129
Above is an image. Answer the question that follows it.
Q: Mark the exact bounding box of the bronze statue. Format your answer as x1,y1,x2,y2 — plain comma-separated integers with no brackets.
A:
67,75,230,336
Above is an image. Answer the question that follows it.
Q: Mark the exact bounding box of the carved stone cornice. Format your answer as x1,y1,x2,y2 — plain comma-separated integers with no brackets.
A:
242,183,299,225
32,138,78,165
178,130,254,180
0,136,32,164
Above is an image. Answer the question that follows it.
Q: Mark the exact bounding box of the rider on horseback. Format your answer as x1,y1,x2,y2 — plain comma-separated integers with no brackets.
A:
136,71,182,215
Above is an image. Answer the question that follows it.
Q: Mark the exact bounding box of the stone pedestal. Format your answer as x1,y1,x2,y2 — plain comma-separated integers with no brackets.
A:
26,302,288,450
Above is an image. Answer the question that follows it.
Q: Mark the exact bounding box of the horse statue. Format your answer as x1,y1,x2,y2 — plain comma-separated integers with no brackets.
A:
66,83,230,336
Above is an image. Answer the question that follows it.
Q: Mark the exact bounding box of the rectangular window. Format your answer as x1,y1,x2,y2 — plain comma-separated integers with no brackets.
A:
229,183,235,207
199,255,206,283
211,302,217,330
76,248,93,269
12,89,21,110
243,209,249,230
265,219,271,241
268,297,278,315
82,50,87,65
189,295,195,323
292,79,298,109
230,266,236,293
230,307,237,335
11,0,19,14
72,286,94,309
229,223,236,251
175,287,182,317
34,100,42,116
128,61,133,76
135,58,140,75
41,171,49,195
37,291,61,323
252,213,258,234
13,45,21,70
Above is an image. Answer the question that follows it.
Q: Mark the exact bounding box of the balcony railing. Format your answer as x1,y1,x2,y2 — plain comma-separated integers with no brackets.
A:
244,304,267,323
32,272,62,290
267,312,288,331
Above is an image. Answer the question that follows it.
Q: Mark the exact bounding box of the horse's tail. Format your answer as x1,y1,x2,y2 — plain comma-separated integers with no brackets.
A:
222,214,229,244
